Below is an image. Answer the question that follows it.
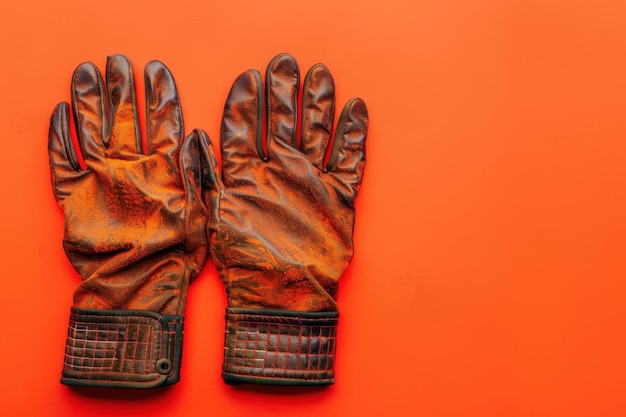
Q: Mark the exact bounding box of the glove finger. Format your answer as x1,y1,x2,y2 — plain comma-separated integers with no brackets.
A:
181,129,220,276
221,69,264,187
266,53,299,156
145,60,184,159
326,98,368,203
182,128,221,205
48,102,89,202
105,54,142,156
71,61,107,167
301,63,335,171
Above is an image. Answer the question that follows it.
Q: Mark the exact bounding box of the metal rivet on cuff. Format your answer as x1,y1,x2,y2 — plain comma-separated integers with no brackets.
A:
156,358,173,375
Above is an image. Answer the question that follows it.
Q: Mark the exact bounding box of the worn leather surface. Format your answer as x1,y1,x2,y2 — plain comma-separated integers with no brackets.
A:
49,55,215,386
61,308,184,388
222,308,339,385
49,54,209,314
205,53,368,384
209,52,368,312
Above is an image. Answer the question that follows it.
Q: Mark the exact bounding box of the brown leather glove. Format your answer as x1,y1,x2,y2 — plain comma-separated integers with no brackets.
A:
48,55,217,388
207,53,368,385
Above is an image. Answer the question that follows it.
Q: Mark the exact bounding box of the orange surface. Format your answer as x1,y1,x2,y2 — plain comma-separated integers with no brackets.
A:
1,0,626,415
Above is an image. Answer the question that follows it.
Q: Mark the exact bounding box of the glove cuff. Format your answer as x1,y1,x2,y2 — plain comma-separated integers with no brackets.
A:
60,307,184,388
222,308,339,386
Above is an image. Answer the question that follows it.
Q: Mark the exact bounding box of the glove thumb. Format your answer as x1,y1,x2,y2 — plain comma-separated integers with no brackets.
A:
180,128,221,274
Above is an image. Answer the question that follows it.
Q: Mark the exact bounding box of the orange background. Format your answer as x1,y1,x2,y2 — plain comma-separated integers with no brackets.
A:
1,0,626,415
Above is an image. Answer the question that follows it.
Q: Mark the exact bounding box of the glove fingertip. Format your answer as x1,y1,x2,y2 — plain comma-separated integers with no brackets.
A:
49,103,70,156
182,129,221,193
49,102,85,201
326,97,368,172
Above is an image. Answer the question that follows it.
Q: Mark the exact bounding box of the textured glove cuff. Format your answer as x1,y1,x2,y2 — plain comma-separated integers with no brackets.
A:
222,308,339,386
61,308,184,388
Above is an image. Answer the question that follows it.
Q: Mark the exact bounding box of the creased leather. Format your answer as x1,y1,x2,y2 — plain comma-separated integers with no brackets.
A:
204,53,368,384
211,52,368,312
49,55,215,387
223,308,338,384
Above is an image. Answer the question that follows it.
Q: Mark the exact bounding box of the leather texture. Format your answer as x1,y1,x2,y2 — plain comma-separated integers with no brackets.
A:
223,308,338,385
49,54,216,387
61,308,184,388
205,53,368,385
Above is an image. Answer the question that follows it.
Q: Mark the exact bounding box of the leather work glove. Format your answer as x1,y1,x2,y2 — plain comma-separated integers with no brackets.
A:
48,55,217,388
206,53,368,385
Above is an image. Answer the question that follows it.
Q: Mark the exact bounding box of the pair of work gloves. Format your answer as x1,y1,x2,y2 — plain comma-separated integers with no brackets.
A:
48,54,368,388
